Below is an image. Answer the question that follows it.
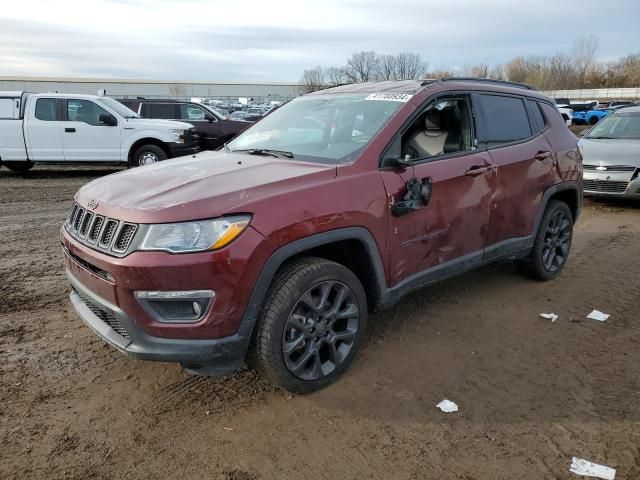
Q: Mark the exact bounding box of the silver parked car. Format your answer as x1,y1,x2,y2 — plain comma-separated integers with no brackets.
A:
579,106,640,198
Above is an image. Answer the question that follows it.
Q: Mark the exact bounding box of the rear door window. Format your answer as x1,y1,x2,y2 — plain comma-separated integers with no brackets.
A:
477,94,532,145
144,103,177,119
35,98,60,121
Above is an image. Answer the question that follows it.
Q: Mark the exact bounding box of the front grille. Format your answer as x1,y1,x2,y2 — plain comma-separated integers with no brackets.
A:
79,212,93,237
65,202,139,257
89,216,104,243
113,224,137,253
73,288,129,339
100,220,118,248
583,164,637,172
584,179,629,193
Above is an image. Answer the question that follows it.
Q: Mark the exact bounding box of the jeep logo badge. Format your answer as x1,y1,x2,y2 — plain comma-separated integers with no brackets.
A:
88,199,99,210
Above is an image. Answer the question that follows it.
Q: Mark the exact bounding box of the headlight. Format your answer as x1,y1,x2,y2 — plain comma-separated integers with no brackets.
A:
170,128,185,144
139,215,251,253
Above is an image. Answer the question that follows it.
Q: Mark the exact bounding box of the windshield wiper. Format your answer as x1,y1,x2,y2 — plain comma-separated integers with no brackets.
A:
231,148,294,159
587,136,615,139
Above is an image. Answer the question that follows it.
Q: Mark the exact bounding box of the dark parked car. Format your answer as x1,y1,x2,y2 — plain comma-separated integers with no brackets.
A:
64,79,581,393
118,99,251,150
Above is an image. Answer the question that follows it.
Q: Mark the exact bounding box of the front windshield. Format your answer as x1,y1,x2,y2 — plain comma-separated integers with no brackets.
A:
227,93,407,164
98,97,139,118
586,112,640,139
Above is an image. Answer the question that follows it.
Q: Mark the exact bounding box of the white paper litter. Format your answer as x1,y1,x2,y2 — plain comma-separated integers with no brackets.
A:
539,313,559,322
570,457,615,479
587,310,610,322
436,399,458,413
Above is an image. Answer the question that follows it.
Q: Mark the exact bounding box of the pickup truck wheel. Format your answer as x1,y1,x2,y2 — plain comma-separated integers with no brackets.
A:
131,144,167,168
588,116,599,125
515,200,573,281
3,162,34,173
254,257,367,394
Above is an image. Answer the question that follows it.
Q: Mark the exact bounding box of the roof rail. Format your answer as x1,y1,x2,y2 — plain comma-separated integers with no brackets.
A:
437,77,535,91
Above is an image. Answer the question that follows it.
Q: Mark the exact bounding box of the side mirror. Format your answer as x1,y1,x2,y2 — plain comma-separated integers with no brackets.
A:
99,113,117,126
386,154,413,168
205,113,215,122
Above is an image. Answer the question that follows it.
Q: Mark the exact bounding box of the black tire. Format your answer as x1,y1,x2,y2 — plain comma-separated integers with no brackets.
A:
130,144,167,168
588,116,599,125
253,257,367,394
3,162,34,173
515,200,573,281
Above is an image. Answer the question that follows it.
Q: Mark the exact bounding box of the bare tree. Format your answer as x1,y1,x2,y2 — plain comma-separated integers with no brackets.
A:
298,66,326,94
572,35,599,88
345,51,379,82
168,83,187,97
394,52,427,80
325,66,347,87
377,54,397,81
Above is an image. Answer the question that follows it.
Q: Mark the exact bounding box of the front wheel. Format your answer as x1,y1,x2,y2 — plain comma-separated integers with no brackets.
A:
253,257,367,394
3,162,34,173
130,144,167,168
588,116,599,125
515,200,573,281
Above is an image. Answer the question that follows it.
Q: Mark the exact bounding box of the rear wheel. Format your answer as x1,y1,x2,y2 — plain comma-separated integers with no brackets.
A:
130,144,167,168
516,200,573,281
3,162,34,173
254,257,367,394
588,116,599,125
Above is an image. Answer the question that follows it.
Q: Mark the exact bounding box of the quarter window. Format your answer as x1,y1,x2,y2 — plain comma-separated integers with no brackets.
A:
35,98,59,121
67,100,110,126
477,94,532,145
527,99,546,134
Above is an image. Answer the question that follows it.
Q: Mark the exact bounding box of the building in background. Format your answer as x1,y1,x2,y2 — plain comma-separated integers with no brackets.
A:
0,76,300,103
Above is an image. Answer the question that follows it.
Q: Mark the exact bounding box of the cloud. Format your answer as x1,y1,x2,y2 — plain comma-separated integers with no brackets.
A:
0,0,638,81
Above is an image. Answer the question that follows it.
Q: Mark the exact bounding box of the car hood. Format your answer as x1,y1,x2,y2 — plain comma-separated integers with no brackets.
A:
579,137,640,166
124,117,194,131
76,150,337,224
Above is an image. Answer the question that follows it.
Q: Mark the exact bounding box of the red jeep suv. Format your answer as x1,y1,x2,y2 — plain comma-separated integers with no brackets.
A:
62,79,582,393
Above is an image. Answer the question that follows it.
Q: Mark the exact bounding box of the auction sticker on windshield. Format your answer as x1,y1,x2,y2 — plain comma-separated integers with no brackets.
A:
365,93,413,102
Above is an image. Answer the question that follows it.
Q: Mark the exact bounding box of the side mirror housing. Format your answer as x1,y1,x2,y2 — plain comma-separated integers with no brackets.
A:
205,113,215,122
385,154,413,168
99,113,117,126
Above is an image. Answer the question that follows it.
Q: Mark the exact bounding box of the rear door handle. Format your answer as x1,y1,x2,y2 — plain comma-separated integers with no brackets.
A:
535,151,551,161
464,165,491,177
65,127,76,133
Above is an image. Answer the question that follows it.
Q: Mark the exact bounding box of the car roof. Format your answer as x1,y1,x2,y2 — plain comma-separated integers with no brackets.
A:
613,105,640,113
310,78,550,101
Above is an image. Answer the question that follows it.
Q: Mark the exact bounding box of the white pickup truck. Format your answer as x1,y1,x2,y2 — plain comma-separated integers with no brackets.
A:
0,92,200,172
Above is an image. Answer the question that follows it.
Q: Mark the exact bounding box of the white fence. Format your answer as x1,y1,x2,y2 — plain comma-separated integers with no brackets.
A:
541,88,640,100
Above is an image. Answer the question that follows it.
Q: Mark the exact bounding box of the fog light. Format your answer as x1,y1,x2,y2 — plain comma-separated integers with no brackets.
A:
134,290,214,323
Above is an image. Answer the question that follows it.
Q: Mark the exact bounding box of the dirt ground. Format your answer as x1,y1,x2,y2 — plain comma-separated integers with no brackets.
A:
1,165,639,480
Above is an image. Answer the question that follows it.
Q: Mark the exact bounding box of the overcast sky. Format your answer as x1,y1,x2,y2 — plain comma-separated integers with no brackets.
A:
1,0,639,82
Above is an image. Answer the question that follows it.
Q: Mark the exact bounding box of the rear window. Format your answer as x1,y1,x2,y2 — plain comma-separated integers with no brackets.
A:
477,94,532,145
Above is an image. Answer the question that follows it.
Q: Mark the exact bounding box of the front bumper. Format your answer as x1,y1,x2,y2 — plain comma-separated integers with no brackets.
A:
167,142,200,158
583,170,640,198
67,270,246,374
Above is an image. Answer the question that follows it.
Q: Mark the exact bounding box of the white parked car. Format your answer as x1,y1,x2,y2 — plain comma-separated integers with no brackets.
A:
0,92,199,172
556,105,574,126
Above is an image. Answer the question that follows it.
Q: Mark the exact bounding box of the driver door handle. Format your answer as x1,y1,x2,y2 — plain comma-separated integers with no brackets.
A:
535,151,551,161
65,127,76,133
464,165,491,177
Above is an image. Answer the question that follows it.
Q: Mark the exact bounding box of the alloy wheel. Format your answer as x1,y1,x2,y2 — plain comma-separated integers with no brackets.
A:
541,209,571,273
282,280,360,381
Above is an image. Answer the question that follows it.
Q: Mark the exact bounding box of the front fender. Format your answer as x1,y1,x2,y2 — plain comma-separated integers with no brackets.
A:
122,129,175,160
